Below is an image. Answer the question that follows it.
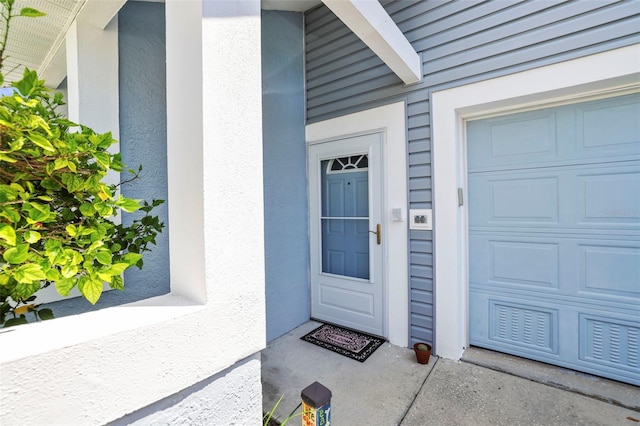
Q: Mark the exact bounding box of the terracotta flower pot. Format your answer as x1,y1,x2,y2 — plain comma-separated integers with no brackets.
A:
413,342,432,364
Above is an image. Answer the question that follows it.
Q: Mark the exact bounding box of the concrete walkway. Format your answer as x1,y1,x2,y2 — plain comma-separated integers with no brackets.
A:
262,321,640,425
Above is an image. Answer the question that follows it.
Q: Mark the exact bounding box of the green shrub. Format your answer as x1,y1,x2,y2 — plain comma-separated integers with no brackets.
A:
0,1,163,327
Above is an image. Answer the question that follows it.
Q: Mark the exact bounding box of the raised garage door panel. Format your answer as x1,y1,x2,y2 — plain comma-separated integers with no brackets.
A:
468,93,640,385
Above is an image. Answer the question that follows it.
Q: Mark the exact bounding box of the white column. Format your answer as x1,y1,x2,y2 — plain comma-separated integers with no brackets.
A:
165,0,206,302
65,16,120,225
200,0,265,310
65,17,119,139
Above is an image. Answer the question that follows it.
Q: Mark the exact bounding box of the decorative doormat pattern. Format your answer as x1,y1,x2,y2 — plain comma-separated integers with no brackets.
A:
301,323,385,362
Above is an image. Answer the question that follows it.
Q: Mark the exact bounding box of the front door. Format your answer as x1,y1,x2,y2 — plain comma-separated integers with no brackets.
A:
309,133,385,337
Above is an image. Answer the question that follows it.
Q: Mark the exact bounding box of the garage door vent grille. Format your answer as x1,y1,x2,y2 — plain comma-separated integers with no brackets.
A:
489,302,557,353
581,316,639,371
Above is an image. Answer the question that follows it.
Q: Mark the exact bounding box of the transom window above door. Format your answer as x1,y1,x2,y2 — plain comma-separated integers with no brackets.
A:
327,155,368,173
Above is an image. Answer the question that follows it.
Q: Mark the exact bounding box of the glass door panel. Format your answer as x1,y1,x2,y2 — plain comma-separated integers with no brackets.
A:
320,156,369,279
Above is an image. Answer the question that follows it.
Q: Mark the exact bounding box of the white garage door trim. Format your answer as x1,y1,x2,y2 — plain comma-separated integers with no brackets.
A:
431,43,640,361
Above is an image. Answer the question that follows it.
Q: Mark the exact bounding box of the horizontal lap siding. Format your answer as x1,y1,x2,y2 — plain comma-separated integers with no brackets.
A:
305,0,640,349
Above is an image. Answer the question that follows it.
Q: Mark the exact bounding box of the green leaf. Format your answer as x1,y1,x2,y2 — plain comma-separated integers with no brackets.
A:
55,278,75,296
28,133,55,152
122,252,142,265
3,243,29,264
31,116,52,135
90,132,114,150
61,173,84,192
19,7,46,17
93,151,110,169
12,282,41,302
45,268,61,281
53,157,68,170
95,203,113,217
13,263,46,284
23,230,41,244
12,69,38,96
61,264,78,279
78,276,103,304
0,152,16,163
0,207,20,223
79,203,95,216
24,202,52,222
45,161,55,175
71,250,83,265
40,177,61,191
4,317,28,327
5,183,21,198
65,224,77,237
86,240,103,253
115,197,141,213
0,224,17,246
104,263,130,276
110,275,124,290
95,250,112,265
37,308,54,320
96,272,112,283
44,238,62,251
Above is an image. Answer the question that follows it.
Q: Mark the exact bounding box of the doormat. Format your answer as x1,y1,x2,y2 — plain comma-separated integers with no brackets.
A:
301,323,385,362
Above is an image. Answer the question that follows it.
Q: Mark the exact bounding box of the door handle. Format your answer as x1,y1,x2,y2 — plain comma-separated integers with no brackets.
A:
369,223,381,245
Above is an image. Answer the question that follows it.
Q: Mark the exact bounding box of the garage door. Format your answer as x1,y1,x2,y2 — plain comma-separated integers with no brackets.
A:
468,93,640,385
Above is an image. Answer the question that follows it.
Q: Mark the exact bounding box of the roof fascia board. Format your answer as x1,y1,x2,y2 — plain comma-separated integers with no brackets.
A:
321,0,421,85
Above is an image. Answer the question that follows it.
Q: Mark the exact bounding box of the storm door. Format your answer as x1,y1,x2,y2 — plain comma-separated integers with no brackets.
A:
309,133,385,337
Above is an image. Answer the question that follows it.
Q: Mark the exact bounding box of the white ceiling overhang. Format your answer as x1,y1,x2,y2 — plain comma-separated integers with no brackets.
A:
42,0,127,88
2,0,84,85
2,0,126,87
320,0,422,85
5,0,419,88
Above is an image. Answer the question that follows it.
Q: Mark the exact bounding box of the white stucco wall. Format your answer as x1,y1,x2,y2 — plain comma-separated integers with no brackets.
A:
0,1,265,424
118,355,262,425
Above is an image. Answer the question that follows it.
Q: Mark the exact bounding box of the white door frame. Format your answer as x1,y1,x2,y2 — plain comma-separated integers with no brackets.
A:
431,44,640,360
306,101,409,347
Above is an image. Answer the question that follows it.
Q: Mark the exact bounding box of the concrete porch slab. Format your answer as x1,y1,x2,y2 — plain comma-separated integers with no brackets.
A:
261,321,640,425
261,321,434,425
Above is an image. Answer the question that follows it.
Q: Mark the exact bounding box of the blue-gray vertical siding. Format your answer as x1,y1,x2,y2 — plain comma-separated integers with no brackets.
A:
262,10,310,341
44,1,169,317
305,0,640,348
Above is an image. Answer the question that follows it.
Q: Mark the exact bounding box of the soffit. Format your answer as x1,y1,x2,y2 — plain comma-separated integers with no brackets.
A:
4,0,317,88
1,0,85,85
3,0,417,88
